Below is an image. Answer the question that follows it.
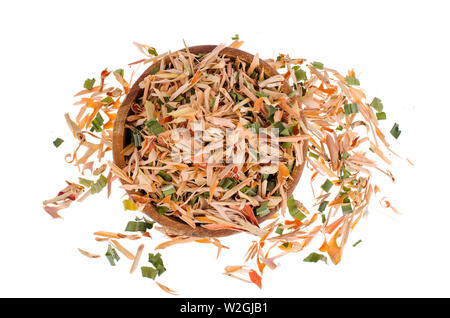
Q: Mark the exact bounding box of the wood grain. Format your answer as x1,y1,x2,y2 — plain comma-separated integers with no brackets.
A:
112,45,308,237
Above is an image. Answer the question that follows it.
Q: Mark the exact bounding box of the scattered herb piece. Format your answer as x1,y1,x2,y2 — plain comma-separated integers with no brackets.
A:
219,177,237,190
125,220,154,232
370,97,383,112
157,206,168,215
90,174,107,194
105,244,120,266
141,266,158,280
294,68,307,81
114,69,124,78
287,195,306,221
303,252,327,264
145,119,165,137
78,177,94,188
312,62,324,70
101,96,114,105
148,253,166,276
345,76,360,86
90,112,104,132
256,201,270,217
157,171,172,182
344,103,359,115
147,47,158,56
122,199,138,211
376,112,387,120
161,184,176,197
133,129,142,147
83,78,95,90
341,203,353,214
390,123,401,139
321,179,333,193
318,201,329,212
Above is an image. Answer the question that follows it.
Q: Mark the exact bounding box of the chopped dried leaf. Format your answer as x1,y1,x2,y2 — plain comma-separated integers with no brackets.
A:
390,123,401,139
90,174,107,194
83,78,95,90
287,195,306,221
53,138,64,148
312,62,324,70
125,220,154,232
145,119,164,137
345,76,360,86
303,252,327,264
141,266,158,280
123,199,138,211
320,179,333,193
370,97,383,112
105,244,120,266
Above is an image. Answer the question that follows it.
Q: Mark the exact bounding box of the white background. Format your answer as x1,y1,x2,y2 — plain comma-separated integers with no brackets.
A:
1,0,449,297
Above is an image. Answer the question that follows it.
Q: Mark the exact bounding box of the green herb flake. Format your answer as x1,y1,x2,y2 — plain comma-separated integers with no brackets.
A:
341,151,351,160
231,34,240,40
336,125,343,131
241,186,258,197
376,112,387,120
122,199,138,211
353,240,362,247
147,47,158,56
287,195,306,221
281,142,292,150
219,177,237,190
275,224,284,235
90,174,107,194
78,177,94,188
145,119,165,137
320,179,333,193
105,244,120,266
83,78,96,90
114,69,124,78
125,220,154,232
53,138,64,148
148,253,166,276
161,184,176,197
390,123,401,139
157,171,172,182
303,252,327,264
90,112,104,132
256,201,270,217
141,266,158,280
295,68,307,81
308,151,319,159
173,95,183,103
157,206,169,215
341,203,353,214
318,201,329,212
209,97,216,108
370,97,383,112
344,103,359,115
246,122,260,133
149,65,159,75
101,96,114,105
345,76,360,86
312,62,324,70
133,129,142,147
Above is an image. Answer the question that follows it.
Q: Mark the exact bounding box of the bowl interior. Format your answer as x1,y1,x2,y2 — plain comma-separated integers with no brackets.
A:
112,45,308,237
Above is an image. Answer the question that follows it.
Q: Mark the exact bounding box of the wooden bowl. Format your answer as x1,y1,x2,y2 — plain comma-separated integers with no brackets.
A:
113,45,307,237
